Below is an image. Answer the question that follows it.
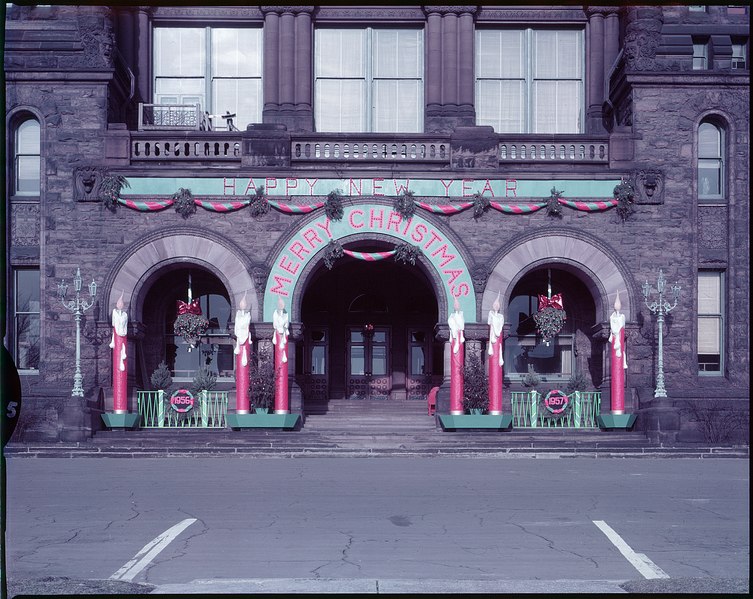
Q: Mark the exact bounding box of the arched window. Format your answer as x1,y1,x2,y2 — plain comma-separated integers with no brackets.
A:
698,120,725,201
13,118,41,196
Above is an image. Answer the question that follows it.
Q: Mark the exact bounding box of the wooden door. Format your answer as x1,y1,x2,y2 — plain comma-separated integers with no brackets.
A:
347,327,390,399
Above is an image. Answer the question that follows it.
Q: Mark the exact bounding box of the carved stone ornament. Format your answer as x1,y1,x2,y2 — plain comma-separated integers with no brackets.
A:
423,6,478,16
251,266,270,293
11,203,40,247
471,264,491,291
78,14,114,68
697,207,728,250
74,166,107,202
261,6,314,15
630,168,665,205
622,6,663,72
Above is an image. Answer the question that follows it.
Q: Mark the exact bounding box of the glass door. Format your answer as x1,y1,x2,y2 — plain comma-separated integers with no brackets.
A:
347,326,390,399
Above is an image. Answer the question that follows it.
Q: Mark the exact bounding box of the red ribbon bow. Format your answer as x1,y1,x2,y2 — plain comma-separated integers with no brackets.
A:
538,293,564,311
177,299,202,316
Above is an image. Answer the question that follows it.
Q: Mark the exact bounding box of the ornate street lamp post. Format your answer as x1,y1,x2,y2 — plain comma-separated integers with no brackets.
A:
58,268,97,396
642,269,681,398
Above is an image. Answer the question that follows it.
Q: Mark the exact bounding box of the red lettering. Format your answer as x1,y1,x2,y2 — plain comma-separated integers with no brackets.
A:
316,219,332,239
349,178,362,196
462,179,474,197
440,180,453,197
506,179,517,198
393,179,411,194
369,208,384,229
305,178,318,195
481,179,495,197
265,177,278,193
302,228,323,249
402,218,413,236
270,275,292,296
452,282,470,297
423,230,442,251
373,178,384,196
444,269,463,287
386,211,402,232
286,178,298,194
290,241,310,260
431,244,456,268
243,179,258,195
349,209,365,229
279,255,300,276
411,223,427,244
224,177,236,195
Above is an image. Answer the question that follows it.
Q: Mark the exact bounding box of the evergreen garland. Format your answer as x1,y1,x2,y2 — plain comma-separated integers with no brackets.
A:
393,190,417,220
394,242,421,266
173,187,196,218
546,187,563,218
100,174,130,212
323,239,343,270
613,180,635,222
324,190,344,221
249,186,270,217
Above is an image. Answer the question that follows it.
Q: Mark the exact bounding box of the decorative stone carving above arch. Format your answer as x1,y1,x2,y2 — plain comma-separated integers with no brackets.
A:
106,231,258,322
482,232,635,323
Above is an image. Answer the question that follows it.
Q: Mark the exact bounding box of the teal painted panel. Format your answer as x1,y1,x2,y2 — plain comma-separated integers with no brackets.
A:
263,203,476,322
227,413,300,429
124,177,622,199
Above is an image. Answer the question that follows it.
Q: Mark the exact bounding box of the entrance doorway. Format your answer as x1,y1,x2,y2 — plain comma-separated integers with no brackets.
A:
298,241,442,404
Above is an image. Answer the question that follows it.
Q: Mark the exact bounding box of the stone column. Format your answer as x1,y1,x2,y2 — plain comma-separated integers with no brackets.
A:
136,7,152,106
586,7,606,134
262,9,280,116
294,9,312,120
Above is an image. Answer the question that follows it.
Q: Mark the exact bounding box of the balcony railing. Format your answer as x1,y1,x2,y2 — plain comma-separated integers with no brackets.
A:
499,138,609,163
291,136,450,163
138,103,210,131
131,132,242,162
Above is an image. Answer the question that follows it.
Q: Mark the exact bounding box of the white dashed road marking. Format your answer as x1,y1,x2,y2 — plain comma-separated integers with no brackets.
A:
110,518,197,582
593,519,670,580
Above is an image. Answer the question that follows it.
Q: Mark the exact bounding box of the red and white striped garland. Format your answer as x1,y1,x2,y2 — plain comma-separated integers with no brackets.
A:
342,249,396,261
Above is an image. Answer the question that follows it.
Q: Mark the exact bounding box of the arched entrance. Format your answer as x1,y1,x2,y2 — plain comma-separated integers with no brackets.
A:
140,265,234,386
296,240,442,407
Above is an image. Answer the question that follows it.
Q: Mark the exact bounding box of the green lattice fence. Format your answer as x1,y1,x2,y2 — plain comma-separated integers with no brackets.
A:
137,390,228,428
510,391,601,428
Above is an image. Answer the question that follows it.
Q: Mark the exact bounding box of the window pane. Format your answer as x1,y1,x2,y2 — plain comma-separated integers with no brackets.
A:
311,346,326,374
373,29,422,78
213,78,262,127
316,29,365,77
532,80,580,133
350,330,364,342
15,156,41,194
350,346,365,375
476,80,525,133
15,269,40,311
534,30,581,79
372,80,422,132
17,120,40,154
698,122,721,157
372,346,387,375
16,314,40,370
410,346,425,375
315,79,365,132
697,272,721,312
212,28,262,77
154,28,205,77
476,29,524,78
698,160,722,196
373,331,387,343
697,316,721,353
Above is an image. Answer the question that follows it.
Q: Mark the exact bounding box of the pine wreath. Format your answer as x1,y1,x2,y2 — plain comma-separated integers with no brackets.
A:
249,186,270,218
324,190,344,221
472,192,491,219
174,313,208,348
100,174,130,212
323,239,343,270
533,305,567,342
546,187,563,218
394,242,421,266
173,188,196,219
393,190,417,220
613,180,635,223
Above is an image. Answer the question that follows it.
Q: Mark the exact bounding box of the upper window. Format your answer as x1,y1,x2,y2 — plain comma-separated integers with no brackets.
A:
692,38,709,70
731,39,748,70
12,118,41,196
688,6,707,12
314,28,424,133
697,271,724,375
698,120,725,201
153,27,262,130
475,28,584,134
13,268,40,371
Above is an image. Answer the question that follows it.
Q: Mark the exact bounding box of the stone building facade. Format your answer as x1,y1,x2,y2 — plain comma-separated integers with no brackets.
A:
4,4,749,444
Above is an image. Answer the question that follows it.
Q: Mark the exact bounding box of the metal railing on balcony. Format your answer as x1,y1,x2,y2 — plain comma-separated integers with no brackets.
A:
138,103,210,131
510,391,601,429
137,390,228,428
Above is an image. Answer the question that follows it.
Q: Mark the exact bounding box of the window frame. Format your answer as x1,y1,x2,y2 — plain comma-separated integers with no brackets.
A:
692,38,709,70
314,26,425,133
152,25,263,129
12,267,41,372
697,119,726,202
697,270,725,376
11,117,41,199
475,26,585,134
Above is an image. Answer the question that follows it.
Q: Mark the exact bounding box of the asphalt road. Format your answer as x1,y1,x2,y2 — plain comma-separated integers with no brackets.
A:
3,457,749,595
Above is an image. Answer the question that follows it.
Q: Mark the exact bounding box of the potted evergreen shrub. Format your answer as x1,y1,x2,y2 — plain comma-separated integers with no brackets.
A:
150,361,173,427
565,371,588,427
192,367,217,425
249,346,276,414
522,365,541,427
463,353,489,415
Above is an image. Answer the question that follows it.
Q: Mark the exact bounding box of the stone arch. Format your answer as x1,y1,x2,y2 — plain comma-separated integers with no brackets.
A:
262,201,476,322
482,229,636,322
106,229,258,321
